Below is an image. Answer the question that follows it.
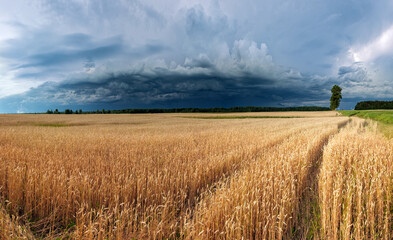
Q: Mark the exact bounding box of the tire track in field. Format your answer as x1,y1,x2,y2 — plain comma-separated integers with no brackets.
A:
288,118,350,239
170,119,342,239
185,119,339,211
185,118,350,239
179,120,321,230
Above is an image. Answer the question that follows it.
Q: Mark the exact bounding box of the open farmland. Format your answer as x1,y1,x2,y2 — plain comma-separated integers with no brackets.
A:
0,112,392,239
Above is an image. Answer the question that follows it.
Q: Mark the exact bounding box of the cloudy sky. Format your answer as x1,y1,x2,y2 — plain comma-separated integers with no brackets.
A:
1,0,393,112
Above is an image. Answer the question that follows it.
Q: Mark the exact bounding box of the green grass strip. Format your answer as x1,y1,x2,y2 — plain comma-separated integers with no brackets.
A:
339,110,393,124
339,110,393,138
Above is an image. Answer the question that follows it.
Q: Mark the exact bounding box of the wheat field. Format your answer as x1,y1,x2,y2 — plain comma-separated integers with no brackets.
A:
319,118,393,239
0,113,392,239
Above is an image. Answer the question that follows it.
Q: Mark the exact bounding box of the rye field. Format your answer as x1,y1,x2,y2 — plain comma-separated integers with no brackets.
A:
0,112,392,239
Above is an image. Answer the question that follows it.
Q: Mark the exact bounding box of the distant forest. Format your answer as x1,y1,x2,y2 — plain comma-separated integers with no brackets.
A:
46,106,330,114
355,101,393,110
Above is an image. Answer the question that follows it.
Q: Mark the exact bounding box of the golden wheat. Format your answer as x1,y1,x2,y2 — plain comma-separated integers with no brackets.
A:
0,203,35,239
319,118,393,239
187,119,347,239
2,113,390,239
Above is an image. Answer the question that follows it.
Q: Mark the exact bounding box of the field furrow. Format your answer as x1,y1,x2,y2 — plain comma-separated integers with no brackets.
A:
186,118,348,239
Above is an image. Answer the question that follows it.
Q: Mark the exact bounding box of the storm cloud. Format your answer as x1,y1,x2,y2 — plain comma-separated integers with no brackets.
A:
1,39,333,113
1,0,393,112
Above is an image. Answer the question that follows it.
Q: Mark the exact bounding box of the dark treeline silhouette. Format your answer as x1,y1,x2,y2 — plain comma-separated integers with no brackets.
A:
355,101,393,110
45,106,330,114
47,109,84,114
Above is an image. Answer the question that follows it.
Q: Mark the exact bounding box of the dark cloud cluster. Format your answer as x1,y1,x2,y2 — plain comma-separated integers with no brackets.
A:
0,47,333,113
1,0,393,112
338,63,371,86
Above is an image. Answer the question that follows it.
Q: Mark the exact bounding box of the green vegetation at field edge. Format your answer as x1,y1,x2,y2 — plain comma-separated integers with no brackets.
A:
339,110,393,124
339,110,393,138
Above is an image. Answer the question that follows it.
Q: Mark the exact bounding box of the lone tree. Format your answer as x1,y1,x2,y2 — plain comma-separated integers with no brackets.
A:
330,85,342,110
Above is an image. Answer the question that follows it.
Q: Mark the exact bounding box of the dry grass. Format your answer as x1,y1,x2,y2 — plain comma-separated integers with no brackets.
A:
1,113,390,239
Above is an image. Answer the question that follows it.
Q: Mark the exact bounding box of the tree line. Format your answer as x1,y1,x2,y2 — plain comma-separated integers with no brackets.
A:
45,106,330,114
44,85,345,114
355,101,393,110
46,109,85,114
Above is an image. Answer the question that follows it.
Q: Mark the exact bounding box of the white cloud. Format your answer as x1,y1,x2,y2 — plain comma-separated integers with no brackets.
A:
0,66,44,98
349,24,393,62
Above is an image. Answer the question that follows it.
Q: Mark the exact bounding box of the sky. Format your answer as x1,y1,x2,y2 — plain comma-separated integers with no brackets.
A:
1,0,393,112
